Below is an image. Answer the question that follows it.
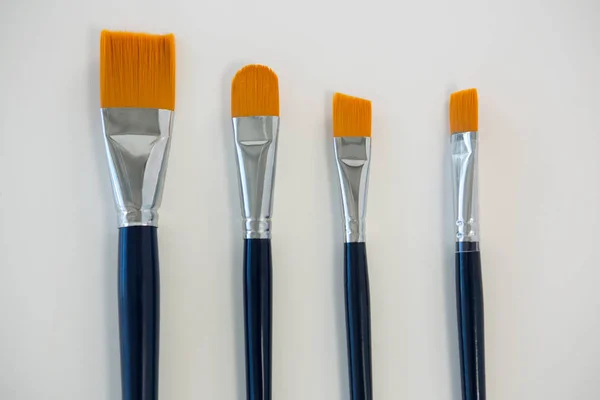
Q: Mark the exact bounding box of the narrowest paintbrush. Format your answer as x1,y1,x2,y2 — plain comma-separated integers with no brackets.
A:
231,65,280,400
449,88,486,400
100,30,175,400
333,93,373,400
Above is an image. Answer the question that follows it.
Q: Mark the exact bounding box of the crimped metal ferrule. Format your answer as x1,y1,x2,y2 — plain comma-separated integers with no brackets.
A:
101,108,173,228
451,131,479,243
232,116,280,239
334,137,371,243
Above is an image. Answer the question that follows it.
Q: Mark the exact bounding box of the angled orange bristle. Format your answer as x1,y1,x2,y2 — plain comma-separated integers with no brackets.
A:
449,88,478,134
333,93,372,138
100,30,176,110
231,65,279,117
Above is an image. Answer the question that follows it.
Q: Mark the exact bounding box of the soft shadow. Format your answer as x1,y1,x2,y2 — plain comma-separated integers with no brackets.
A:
88,29,120,399
221,62,247,400
442,88,461,400
324,91,349,398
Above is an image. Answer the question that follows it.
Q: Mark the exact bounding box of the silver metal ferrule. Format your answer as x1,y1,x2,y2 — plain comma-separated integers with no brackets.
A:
334,137,371,243
101,108,174,228
232,116,280,239
451,131,480,243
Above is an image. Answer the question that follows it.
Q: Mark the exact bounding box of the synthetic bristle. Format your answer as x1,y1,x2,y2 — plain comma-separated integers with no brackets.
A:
231,65,279,117
449,88,478,134
100,30,176,110
333,93,372,138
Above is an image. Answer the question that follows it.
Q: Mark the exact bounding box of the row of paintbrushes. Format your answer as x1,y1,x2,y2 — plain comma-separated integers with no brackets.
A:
100,31,486,400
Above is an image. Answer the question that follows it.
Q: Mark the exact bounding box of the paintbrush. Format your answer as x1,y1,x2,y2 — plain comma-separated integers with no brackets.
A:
100,30,175,400
449,88,486,400
333,93,373,400
231,64,280,400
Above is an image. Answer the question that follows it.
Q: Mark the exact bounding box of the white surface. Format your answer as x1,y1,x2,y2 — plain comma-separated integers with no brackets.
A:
1,0,599,398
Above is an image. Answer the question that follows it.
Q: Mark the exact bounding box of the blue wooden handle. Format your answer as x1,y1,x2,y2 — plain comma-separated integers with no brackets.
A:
455,244,486,400
243,239,273,400
118,226,160,400
344,242,373,400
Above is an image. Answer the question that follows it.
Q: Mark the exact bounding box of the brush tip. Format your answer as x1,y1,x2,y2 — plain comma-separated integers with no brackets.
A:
449,88,478,134
231,65,279,117
100,30,176,110
333,93,372,138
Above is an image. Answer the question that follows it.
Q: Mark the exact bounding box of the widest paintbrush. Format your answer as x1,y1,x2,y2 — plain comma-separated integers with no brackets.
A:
449,88,486,400
231,64,280,400
100,30,175,400
333,93,373,400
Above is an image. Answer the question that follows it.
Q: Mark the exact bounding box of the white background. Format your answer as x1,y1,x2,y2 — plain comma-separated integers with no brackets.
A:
1,0,599,399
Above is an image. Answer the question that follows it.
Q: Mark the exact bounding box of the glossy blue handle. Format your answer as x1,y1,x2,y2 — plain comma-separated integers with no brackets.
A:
118,226,160,400
456,243,486,400
344,242,373,400
243,239,272,400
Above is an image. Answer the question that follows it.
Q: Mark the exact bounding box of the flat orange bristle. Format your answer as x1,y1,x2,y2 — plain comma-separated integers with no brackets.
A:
333,93,372,138
231,65,279,117
449,88,478,134
100,30,176,110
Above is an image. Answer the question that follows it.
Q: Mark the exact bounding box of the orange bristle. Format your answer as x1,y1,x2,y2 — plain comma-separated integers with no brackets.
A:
231,65,279,117
100,30,176,110
333,93,372,138
449,88,478,134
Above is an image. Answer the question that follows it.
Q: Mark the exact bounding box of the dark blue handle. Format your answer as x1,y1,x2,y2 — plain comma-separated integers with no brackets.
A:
344,242,373,400
455,244,486,400
118,226,160,400
243,239,273,400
